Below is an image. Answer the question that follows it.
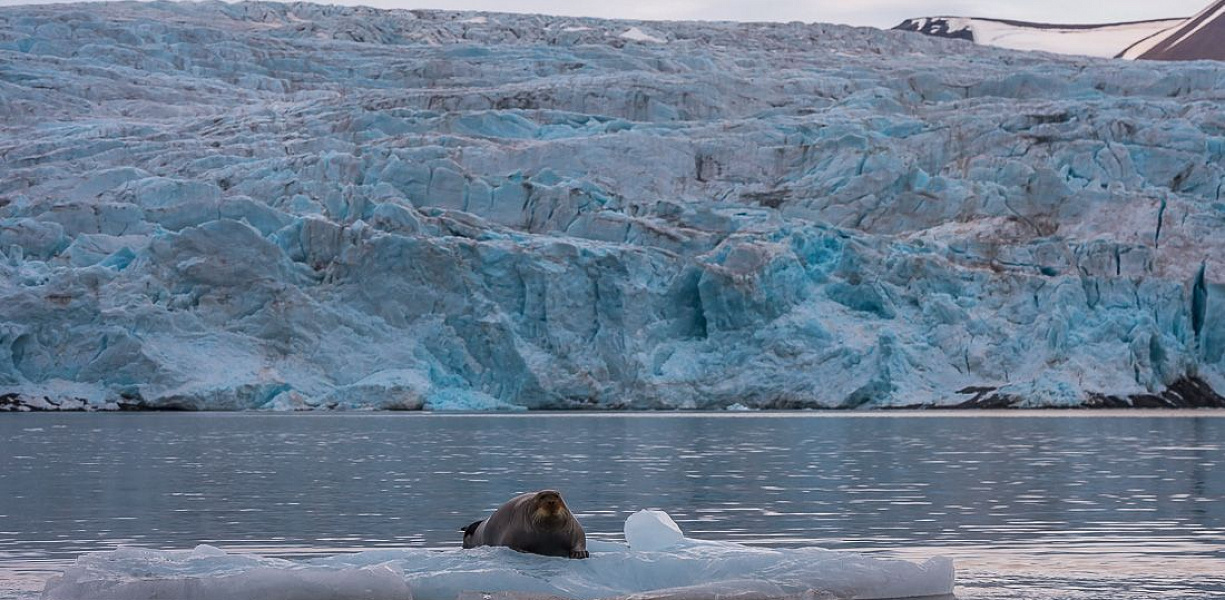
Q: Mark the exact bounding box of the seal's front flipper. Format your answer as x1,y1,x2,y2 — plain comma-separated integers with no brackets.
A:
569,550,589,559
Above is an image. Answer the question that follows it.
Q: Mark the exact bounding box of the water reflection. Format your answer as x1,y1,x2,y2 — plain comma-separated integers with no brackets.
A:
1,412,1223,599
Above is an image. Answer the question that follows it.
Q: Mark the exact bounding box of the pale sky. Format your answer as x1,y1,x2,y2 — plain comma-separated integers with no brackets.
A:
0,0,1212,28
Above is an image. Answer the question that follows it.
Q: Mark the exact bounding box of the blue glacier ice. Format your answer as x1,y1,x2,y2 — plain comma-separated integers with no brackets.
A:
41,510,956,600
1,1,1223,410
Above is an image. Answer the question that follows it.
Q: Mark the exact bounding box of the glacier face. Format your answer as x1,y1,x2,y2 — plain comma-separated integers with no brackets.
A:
1,1,1223,410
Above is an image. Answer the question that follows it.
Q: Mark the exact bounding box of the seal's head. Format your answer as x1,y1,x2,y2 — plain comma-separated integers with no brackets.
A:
461,520,483,548
530,490,572,530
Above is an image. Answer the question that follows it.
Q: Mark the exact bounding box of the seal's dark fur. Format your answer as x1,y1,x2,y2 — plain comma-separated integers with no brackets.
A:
461,490,588,559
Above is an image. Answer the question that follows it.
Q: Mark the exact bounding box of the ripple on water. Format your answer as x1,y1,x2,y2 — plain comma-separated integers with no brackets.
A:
1,411,1223,600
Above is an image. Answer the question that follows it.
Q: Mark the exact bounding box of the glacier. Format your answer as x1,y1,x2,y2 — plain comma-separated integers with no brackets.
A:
1,0,1223,410
41,510,956,600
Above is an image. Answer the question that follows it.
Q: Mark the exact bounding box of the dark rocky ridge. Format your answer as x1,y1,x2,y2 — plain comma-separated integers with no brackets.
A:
894,16,1182,43
950,377,1225,409
1128,0,1225,61
6,379,1225,411
895,5,1225,63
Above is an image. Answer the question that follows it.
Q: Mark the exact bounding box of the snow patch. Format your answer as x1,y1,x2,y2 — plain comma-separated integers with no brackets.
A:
971,20,1181,58
906,17,1186,58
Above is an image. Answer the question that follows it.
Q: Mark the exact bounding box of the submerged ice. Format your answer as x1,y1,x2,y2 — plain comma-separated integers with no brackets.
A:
1,1,1224,410
41,511,955,600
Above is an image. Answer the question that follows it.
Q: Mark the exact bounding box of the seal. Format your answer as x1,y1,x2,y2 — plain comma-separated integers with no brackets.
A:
461,490,589,559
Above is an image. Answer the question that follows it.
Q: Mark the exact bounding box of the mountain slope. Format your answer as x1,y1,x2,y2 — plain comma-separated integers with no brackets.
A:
894,17,1183,58
1120,0,1225,60
1,1,1224,410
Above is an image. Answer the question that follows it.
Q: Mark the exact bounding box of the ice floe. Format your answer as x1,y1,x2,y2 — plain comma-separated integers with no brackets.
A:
41,511,954,600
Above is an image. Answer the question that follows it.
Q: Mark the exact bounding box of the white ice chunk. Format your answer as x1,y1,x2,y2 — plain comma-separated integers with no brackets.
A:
619,27,665,43
624,509,686,551
43,513,954,600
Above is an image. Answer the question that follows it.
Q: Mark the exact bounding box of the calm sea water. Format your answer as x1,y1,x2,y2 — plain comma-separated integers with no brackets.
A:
1,412,1223,599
